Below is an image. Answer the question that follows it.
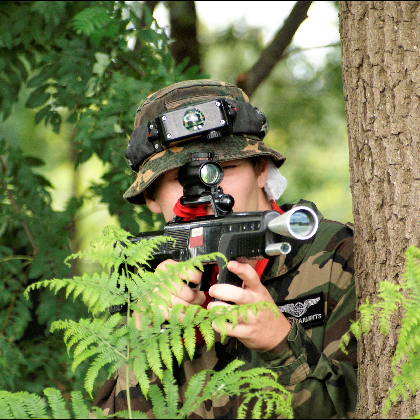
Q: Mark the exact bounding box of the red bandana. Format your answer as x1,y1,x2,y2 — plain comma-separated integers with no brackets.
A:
173,198,207,220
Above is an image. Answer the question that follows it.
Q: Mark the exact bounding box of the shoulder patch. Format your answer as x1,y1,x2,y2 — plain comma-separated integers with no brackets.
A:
278,292,325,329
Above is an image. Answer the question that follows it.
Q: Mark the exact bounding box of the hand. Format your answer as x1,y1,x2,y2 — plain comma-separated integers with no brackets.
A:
207,261,291,352
135,259,206,329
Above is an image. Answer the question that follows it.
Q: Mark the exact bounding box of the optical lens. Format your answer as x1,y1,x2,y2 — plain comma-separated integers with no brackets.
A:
289,210,314,237
183,108,205,132
200,163,222,186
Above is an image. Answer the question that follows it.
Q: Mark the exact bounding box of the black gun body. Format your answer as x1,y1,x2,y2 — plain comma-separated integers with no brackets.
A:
132,210,283,289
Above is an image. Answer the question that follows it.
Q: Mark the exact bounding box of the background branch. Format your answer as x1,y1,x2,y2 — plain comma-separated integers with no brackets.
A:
280,42,341,60
236,1,313,97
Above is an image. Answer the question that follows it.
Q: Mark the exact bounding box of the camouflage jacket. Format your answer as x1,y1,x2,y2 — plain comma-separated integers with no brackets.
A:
92,200,357,419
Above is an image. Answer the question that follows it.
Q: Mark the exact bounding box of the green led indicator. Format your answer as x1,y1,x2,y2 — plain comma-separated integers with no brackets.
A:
183,108,205,132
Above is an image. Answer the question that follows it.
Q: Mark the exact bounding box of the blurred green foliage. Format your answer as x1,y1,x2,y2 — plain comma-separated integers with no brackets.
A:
200,11,351,222
0,0,204,399
0,0,351,405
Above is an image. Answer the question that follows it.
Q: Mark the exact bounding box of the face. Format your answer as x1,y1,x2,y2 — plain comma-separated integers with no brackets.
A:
144,158,271,222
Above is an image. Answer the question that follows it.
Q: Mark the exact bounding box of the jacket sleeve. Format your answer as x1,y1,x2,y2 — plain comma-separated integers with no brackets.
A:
91,365,156,418
257,227,357,419
258,289,357,418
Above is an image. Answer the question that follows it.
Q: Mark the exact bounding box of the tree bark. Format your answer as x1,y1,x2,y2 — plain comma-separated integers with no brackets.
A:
168,1,200,70
236,1,312,97
339,1,420,418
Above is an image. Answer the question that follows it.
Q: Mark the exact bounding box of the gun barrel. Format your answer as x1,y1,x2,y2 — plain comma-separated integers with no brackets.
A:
265,242,292,256
267,206,318,240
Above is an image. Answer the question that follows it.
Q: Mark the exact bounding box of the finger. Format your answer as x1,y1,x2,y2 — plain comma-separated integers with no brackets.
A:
226,261,261,291
157,259,202,287
208,283,248,305
156,259,205,304
171,292,206,307
206,300,231,311
211,320,245,337
156,259,177,271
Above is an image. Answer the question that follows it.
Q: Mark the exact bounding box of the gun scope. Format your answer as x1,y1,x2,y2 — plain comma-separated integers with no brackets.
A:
178,152,223,191
178,152,234,217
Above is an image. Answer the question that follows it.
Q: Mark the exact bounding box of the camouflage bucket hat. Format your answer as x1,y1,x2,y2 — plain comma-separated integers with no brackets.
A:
124,79,286,204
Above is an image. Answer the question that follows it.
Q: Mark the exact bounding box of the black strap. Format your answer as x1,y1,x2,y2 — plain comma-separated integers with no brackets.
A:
125,124,157,172
226,100,267,137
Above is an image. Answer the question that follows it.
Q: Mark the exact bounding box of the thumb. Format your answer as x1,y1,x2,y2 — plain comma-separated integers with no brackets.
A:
226,261,261,290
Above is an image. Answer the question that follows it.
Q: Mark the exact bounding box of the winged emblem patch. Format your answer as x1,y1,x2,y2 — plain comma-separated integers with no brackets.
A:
278,297,320,317
277,292,325,329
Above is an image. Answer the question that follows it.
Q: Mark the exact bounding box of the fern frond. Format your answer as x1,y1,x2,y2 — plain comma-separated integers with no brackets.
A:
43,388,70,419
179,371,207,416
158,330,173,372
125,236,173,269
132,351,150,397
181,304,200,327
358,297,376,335
50,315,126,397
251,396,263,419
0,394,13,419
145,334,163,379
340,330,352,355
51,315,125,366
348,319,362,340
70,391,89,419
182,323,196,360
377,281,402,335
201,360,244,398
176,361,293,419
24,278,68,299
25,271,126,315
213,316,230,342
198,319,215,349
236,303,250,324
116,409,149,419
89,406,109,419
169,324,184,365
84,349,119,397
9,393,33,419
161,370,179,419
71,345,102,372
0,390,49,419
192,305,208,324
148,385,168,419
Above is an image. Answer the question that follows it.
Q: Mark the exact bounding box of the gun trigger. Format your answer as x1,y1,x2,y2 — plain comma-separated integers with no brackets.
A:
199,265,213,292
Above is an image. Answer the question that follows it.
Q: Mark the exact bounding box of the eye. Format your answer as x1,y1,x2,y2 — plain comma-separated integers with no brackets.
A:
221,164,237,170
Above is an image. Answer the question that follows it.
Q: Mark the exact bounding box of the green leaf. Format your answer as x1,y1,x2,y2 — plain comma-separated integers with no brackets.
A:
43,388,70,419
71,7,112,36
179,371,207,416
162,370,178,419
26,69,53,88
25,84,51,109
70,391,89,419
149,385,167,419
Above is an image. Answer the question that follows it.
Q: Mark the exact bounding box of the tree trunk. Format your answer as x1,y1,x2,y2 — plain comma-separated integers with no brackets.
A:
168,1,200,70
339,1,420,418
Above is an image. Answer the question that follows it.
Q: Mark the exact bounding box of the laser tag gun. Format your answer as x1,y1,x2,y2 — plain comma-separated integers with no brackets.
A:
126,151,319,292
111,98,318,314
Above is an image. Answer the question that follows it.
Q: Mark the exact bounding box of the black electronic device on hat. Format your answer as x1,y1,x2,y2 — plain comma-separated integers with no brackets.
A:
148,99,234,147
125,98,267,173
